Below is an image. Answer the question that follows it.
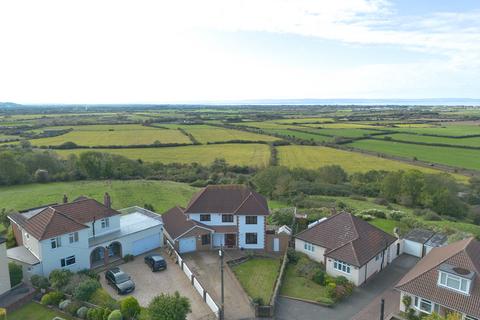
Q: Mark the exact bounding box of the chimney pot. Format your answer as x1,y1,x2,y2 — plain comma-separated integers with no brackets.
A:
104,192,111,208
63,194,68,204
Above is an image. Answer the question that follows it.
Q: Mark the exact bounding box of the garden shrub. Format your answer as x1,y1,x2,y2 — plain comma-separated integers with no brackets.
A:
8,262,22,287
49,269,73,290
360,209,386,219
74,278,101,301
120,296,141,320
65,300,82,316
334,276,349,286
252,297,264,306
108,310,123,320
89,288,119,310
123,254,134,262
87,307,112,320
59,299,71,310
286,248,300,264
388,210,405,221
77,306,89,319
30,275,50,290
326,282,337,300
312,270,326,285
424,211,442,221
78,269,100,281
0,308,5,320
40,291,64,306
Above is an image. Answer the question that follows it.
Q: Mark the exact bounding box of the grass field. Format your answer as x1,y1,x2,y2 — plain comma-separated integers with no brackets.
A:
375,133,480,147
391,124,480,136
232,257,281,304
7,301,74,320
348,139,480,171
0,180,198,212
276,145,467,179
301,123,377,129
30,124,191,146
55,143,271,167
263,128,334,142
297,127,383,138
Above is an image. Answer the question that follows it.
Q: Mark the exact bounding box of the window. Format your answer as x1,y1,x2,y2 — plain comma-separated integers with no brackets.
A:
375,252,382,261
24,232,29,240
60,255,76,267
303,242,315,252
201,234,211,245
414,296,433,314
245,233,258,244
69,232,79,243
200,214,211,222
333,260,351,274
222,215,234,223
245,216,257,224
51,237,62,249
438,271,470,294
465,316,479,320
101,218,110,228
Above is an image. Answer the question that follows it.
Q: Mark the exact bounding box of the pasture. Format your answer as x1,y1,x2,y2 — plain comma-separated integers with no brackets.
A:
391,124,480,136
296,127,383,138
55,143,271,167
348,139,480,171
376,133,480,147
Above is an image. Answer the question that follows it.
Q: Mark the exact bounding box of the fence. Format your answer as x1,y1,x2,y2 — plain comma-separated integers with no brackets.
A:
166,240,220,318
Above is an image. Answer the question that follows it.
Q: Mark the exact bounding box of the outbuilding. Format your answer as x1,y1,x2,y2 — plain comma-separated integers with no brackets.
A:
402,229,447,258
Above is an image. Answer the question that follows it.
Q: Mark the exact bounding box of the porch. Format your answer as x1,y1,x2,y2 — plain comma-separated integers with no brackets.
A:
90,241,122,269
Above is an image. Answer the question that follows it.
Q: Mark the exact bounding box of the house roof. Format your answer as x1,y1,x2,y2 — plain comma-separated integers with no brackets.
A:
184,185,269,215
396,237,480,318
9,197,119,241
162,206,213,240
7,245,40,265
295,212,397,267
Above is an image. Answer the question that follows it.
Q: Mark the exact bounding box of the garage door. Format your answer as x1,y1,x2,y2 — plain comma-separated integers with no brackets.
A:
403,240,422,257
179,237,196,253
132,233,161,256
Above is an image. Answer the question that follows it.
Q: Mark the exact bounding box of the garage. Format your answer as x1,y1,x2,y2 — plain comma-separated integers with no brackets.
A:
179,237,196,253
132,233,162,256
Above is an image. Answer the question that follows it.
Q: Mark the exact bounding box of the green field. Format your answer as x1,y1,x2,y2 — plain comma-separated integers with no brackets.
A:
7,302,74,320
276,145,467,179
0,180,198,212
55,143,271,167
263,128,334,142
348,139,480,171
375,133,480,147
391,124,480,136
30,124,191,146
296,127,383,138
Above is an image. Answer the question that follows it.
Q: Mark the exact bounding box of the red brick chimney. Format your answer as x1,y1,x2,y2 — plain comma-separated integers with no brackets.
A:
63,194,68,204
104,192,111,208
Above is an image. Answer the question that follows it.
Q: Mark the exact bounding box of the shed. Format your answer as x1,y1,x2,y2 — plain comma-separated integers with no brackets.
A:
402,229,446,258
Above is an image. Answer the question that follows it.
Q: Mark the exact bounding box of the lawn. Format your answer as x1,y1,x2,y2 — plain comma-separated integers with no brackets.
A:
7,301,73,320
0,180,198,212
55,143,271,167
276,145,467,180
348,139,480,171
30,124,191,146
232,257,281,304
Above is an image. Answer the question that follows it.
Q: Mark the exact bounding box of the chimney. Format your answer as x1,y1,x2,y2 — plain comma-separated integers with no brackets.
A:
63,194,68,204
104,192,111,208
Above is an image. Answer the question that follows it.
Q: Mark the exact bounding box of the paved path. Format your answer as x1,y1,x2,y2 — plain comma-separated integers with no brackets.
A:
275,254,418,320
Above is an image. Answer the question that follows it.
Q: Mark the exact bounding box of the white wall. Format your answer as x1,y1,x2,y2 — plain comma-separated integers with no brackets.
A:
238,215,265,249
0,242,11,294
22,228,41,260
86,215,121,238
119,226,163,255
294,239,326,263
403,240,423,258
188,213,237,226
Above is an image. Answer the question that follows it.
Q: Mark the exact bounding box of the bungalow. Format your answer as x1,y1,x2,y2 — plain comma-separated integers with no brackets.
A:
162,185,271,253
295,212,400,286
396,237,480,320
0,237,11,295
7,194,163,278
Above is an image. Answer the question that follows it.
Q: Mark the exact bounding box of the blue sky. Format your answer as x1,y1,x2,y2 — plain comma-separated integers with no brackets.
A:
0,0,479,103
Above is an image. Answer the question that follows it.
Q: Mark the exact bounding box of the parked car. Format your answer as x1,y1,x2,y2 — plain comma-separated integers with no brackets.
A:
144,254,167,271
105,267,135,294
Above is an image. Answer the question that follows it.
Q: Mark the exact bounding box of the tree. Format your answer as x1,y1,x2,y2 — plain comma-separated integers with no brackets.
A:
0,152,29,185
120,296,141,319
400,170,424,206
8,262,23,287
74,278,101,301
381,171,403,202
0,208,14,229
49,269,73,290
147,292,191,320
317,165,347,184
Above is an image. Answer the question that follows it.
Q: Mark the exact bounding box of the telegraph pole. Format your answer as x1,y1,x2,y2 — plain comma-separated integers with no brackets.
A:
380,298,385,320
219,244,225,320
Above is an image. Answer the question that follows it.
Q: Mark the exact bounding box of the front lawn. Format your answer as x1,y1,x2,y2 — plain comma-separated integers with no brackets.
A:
8,301,73,320
232,257,281,304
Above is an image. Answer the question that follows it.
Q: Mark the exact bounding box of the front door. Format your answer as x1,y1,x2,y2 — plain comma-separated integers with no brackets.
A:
225,234,236,248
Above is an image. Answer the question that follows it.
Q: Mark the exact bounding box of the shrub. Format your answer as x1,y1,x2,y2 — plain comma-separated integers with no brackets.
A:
0,308,6,320
252,297,264,306
49,269,73,290
326,282,337,300
424,211,442,221
87,307,112,320
59,299,71,310
120,296,141,320
360,209,386,219
74,278,101,301
373,198,388,206
287,248,300,264
312,270,326,285
89,288,119,310
40,291,64,306
334,276,349,286
8,262,22,287
123,254,134,262
78,269,100,281
66,300,82,316
388,210,405,221
147,292,191,320
30,275,50,290
77,306,89,319
108,310,123,320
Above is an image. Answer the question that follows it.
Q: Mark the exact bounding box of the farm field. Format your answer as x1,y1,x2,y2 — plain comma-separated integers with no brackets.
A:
29,124,191,146
348,139,480,171
55,143,271,167
375,133,480,147
276,145,468,179
296,127,384,138
263,128,334,142
390,124,480,136
300,123,377,129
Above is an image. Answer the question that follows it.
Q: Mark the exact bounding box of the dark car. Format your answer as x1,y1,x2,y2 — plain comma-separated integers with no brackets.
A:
105,267,135,294
144,254,167,271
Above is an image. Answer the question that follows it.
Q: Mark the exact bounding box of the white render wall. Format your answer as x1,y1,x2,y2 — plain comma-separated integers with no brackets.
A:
22,227,41,260
295,239,326,263
86,215,121,238
238,215,265,249
188,213,237,226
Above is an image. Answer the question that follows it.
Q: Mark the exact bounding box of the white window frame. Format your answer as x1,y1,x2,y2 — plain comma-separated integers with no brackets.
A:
414,296,433,314
438,271,470,294
303,242,315,252
51,236,62,249
101,218,110,229
333,260,351,274
69,232,79,243
465,315,479,320
24,232,30,240
61,255,76,267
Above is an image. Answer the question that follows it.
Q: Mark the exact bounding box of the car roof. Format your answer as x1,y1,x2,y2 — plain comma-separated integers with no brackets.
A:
108,267,123,274
147,254,164,261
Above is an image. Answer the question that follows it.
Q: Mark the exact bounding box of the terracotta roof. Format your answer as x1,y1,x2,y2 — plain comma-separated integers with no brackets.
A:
184,185,269,215
295,212,397,267
395,237,480,318
9,197,120,240
162,206,213,240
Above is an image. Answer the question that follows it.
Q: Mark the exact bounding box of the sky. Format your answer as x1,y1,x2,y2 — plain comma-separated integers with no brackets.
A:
0,0,480,104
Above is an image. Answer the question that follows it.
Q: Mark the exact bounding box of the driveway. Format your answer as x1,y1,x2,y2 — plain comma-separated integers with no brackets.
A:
100,249,214,320
275,254,419,320
183,251,255,320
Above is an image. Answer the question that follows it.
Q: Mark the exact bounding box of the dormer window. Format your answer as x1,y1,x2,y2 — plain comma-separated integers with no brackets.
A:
101,218,110,229
438,270,471,294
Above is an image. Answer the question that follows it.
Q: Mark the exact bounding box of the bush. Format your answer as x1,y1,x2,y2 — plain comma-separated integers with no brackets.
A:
66,300,82,316
30,275,50,290
41,291,64,306
123,254,134,262
252,297,264,306
120,296,141,320
49,269,73,290
0,308,6,320
77,306,89,319
424,211,442,221
8,262,22,287
78,269,100,281
108,310,123,320
360,209,386,219
334,276,349,286
147,292,191,320
74,278,101,301
89,288,119,310
87,307,112,320
312,270,326,285
326,282,337,300
373,198,389,206
59,299,71,310
388,210,405,221
287,248,300,264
